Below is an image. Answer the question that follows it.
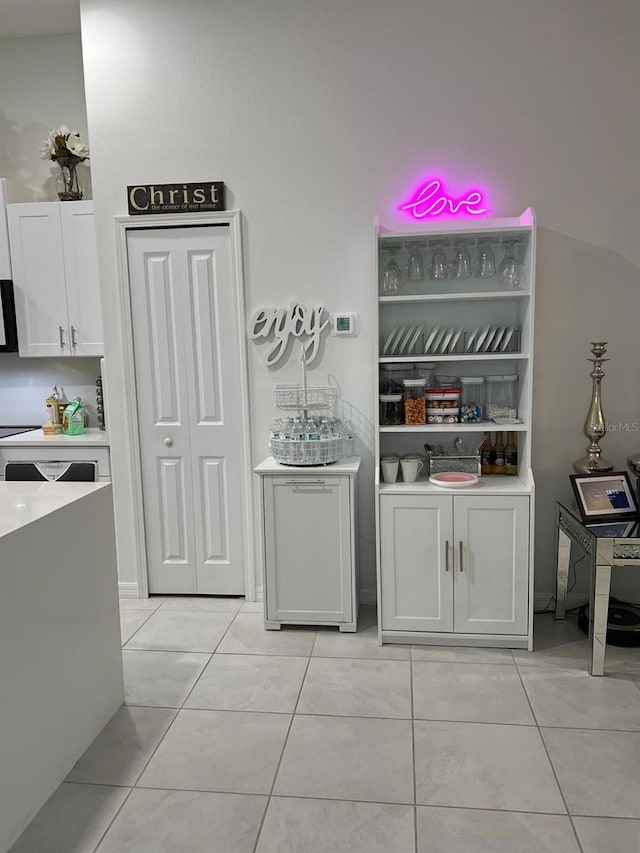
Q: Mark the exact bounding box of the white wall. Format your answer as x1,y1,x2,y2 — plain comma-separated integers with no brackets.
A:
81,0,640,601
0,33,92,202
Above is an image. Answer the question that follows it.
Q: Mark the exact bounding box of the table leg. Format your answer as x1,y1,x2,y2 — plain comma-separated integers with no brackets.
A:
554,526,572,619
589,561,612,676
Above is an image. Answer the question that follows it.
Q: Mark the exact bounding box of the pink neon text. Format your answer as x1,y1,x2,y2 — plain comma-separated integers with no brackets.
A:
400,180,489,219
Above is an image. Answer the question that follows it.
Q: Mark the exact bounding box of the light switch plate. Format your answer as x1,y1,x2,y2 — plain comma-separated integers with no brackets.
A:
331,312,358,336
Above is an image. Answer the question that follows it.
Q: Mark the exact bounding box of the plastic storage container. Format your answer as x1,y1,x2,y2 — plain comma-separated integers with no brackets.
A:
425,387,460,424
379,363,411,394
403,378,426,425
413,363,436,388
459,377,485,423
379,394,403,425
435,374,459,388
485,375,518,421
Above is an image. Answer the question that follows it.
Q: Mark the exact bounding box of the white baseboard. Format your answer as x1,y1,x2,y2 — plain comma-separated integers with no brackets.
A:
118,581,140,599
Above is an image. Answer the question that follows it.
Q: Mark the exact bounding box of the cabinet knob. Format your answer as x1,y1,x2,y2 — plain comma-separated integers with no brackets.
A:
164,437,173,447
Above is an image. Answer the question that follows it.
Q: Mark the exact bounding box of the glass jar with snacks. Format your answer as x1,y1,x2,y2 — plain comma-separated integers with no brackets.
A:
379,393,403,425
403,378,426,425
459,377,485,423
485,374,518,421
425,387,461,424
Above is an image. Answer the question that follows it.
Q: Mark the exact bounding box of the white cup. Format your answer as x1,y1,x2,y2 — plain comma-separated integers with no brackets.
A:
381,457,399,483
400,457,424,483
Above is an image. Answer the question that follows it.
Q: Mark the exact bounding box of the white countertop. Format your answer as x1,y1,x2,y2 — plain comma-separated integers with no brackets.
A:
254,456,361,475
0,428,109,447
0,481,110,538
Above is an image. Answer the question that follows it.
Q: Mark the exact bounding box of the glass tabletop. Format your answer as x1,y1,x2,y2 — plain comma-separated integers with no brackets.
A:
558,501,640,539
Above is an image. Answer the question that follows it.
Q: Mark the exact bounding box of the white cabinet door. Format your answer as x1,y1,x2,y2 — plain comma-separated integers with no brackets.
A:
8,203,69,356
60,202,103,356
380,494,453,632
8,201,103,357
263,475,352,624
453,495,529,635
128,225,247,595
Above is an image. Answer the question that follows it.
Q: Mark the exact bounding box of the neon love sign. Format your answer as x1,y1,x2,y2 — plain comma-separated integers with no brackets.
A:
399,179,489,220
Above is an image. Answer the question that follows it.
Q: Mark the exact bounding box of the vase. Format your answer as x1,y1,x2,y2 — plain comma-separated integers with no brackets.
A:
56,163,83,201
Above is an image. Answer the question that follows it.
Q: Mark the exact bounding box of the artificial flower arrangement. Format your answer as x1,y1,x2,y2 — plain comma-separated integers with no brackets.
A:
39,125,90,200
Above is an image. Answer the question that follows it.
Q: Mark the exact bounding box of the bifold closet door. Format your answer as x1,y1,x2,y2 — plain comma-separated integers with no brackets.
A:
127,225,246,594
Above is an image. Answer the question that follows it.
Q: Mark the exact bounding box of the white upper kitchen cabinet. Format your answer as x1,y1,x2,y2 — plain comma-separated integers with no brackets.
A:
7,201,103,357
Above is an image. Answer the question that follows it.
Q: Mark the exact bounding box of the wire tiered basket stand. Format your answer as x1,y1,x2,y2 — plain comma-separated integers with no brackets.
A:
270,351,343,466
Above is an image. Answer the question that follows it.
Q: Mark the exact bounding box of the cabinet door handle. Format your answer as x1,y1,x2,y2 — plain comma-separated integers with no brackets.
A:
71,325,78,349
459,540,464,572
285,479,326,485
59,325,66,349
445,540,450,572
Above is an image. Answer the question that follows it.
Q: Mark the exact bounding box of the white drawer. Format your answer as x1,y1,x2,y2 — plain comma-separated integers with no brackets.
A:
0,446,110,479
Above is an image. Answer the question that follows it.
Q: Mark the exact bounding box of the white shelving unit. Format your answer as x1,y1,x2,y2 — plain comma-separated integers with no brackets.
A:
374,208,536,651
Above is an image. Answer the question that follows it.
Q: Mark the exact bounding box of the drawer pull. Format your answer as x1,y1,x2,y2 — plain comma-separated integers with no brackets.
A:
71,325,78,349
59,326,66,348
445,539,450,572
285,479,326,485
459,540,464,572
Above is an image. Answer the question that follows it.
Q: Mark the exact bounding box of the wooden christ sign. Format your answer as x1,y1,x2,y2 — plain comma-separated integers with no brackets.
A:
127,181,225,215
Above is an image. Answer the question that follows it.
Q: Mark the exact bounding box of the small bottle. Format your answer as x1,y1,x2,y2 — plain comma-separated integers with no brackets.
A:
57,386,69,422
45,386,60,425
493,431,506,475
480,432,494,476
505,431,518,475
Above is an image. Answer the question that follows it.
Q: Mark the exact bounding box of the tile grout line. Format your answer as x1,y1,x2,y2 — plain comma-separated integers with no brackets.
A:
514,661,587,853
120,607,156,647
89,785,137,853
250,634,316,853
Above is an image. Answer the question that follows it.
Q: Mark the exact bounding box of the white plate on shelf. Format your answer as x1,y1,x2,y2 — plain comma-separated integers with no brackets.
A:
405,323,424,354
486,326,503,353
430,327,447,354
501,325,516,352
483,326,500,353
465,329,478,353
474,326,491,353
429,472,480,488
448,327,463,354
395,324,416,355
382,325,401,355
439,327,454,354
387,324,407,355
424,325,441,354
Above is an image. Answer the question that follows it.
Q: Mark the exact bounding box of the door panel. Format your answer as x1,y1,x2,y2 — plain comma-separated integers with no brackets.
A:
60,202,104,355
199,457,228,562
128,225,245,594
158,457,190,563
264,477,351,623
380,494,453,632
8,204,69,356
453,495,529,635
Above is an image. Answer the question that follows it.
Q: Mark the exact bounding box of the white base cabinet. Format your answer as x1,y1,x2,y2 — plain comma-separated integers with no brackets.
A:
256,457,360,631
380,492,529,642
7,201,103,357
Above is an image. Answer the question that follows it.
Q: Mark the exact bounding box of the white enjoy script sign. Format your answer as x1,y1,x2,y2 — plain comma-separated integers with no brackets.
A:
249,303,329,367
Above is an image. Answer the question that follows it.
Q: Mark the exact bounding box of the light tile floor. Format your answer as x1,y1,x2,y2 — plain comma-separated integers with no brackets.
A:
9,602,640,853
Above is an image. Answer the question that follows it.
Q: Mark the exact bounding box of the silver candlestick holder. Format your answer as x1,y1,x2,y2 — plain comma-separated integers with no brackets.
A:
573,342,614,475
